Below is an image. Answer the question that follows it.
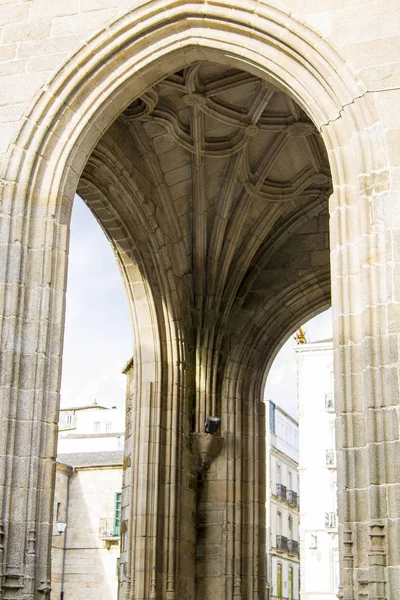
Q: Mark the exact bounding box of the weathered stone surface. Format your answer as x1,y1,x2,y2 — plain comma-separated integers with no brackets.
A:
0,1,399,599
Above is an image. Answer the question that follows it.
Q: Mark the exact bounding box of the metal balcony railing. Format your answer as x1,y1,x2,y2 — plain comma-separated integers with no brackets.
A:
326,450,336,468
287,490,298,507
287,539,299,554
276,535,288,551
325,392,335,412
325,511,337,529
99,518,120,539
276,483,287,500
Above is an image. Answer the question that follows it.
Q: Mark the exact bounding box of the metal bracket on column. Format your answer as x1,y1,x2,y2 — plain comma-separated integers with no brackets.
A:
190,433,224,472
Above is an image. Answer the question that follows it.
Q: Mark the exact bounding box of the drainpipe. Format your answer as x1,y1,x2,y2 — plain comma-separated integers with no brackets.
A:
60,466,74,600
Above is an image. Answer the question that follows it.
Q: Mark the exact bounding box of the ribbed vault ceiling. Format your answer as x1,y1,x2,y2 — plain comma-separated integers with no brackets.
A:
81,61,332,392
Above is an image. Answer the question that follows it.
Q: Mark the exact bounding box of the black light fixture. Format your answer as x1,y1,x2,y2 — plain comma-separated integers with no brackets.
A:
204,416,221,434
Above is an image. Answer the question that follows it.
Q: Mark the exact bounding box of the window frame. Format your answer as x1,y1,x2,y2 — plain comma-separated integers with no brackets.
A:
288,565,293,600
277,562,282,600
114,492,122,537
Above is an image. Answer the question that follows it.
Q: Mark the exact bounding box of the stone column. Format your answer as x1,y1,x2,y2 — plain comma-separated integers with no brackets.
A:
327,96,397,600
192,353,267,600
0,182,69,598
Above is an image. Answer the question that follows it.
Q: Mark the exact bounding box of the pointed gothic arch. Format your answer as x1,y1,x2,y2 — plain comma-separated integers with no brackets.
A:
0,2,393,599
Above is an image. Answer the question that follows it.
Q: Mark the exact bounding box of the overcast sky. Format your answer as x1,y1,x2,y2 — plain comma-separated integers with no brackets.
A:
61,196,332,416
60,197,132,409
264,308,332,418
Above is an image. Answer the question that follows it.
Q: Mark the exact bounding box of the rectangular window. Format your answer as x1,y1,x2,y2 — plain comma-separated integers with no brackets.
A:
66,413,73,425
288,515,292,538
269,401,276,433
105,421,112,433
288,566,293,600
114,492,122,537
93,421,101,433
288,470,292,491
277,563,282,599
277,511,282,536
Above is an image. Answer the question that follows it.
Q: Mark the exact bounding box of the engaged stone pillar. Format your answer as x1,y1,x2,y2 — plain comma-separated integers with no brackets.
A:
192,361,267,600
328,97,398,600
0,185,69,599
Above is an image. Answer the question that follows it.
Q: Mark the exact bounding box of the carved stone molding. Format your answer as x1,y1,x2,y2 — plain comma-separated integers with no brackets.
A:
190,433,224,472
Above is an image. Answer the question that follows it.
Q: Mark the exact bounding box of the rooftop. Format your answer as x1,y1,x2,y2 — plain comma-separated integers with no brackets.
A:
57,450,123,468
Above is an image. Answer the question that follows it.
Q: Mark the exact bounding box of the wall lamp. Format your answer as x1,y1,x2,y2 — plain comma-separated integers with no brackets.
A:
204,416,221,434
56,520,67,535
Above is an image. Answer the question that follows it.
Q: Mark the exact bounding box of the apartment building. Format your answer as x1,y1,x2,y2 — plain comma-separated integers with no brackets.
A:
266,401,300,600
58,400,125,453
296,339,339,600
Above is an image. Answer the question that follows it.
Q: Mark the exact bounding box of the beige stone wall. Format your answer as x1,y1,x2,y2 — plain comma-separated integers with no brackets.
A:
50,463,122,600
0,1,398,165
51,463,72,599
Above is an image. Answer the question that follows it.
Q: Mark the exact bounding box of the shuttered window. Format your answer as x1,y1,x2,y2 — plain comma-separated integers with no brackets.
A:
114,492,122,536
277,563,282,599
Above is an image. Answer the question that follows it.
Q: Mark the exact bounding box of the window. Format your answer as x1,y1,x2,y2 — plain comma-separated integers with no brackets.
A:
288,470,292,491
105,421,112,433
93,421,100,433
66,413,73,426
288,566,293,600
277,512,282,536
114,492,122,536
277,563,282,600
288,515,293,539
276,463,281,485
269,401,276,433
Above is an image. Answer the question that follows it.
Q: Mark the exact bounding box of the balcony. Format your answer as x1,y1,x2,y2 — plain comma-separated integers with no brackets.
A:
325,392,335,412
287,539,299,555
287,490,298,507
276,535,288,551
99,518,120,548
325,450,336,468
276,483,287,500
325,511,337,530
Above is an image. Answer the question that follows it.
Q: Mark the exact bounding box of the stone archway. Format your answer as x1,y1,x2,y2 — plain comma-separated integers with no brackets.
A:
0,3,394,599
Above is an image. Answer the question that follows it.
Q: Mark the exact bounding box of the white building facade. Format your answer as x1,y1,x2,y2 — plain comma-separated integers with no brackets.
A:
266,402,300,600
58,401,125,453
296,340,339,600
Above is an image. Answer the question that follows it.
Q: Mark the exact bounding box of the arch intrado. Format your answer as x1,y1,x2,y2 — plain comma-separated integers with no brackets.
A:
0,2,394,600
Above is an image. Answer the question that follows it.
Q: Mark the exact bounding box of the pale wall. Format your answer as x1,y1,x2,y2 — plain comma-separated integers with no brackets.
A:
296,341,339,600
51,463,72,599
51,464,122,600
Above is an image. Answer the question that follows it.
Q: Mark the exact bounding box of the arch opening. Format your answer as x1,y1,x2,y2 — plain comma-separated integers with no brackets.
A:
264,308,336,600
0,4,388,600
71,57,334,599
